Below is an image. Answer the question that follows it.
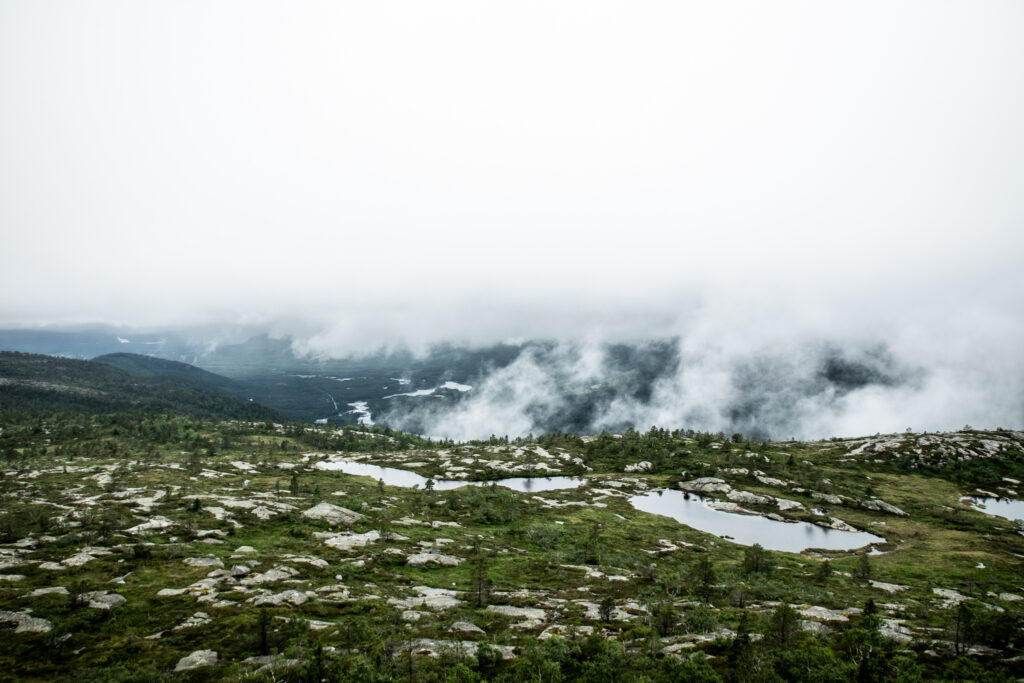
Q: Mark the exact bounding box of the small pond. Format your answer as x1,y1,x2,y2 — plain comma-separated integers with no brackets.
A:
962,497,1024,523
314,459,586,493
628,489,886,553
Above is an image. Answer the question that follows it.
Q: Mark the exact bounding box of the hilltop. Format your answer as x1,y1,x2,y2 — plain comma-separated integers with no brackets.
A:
0,412,1021,681
0,352,281,421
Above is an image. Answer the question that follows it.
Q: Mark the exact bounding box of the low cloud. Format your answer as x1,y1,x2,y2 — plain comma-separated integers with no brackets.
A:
378,312,1024,441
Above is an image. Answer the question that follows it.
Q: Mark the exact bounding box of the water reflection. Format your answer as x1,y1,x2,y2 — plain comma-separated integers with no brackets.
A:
628,489,885,553
314,459,586,493
963,496,1024,523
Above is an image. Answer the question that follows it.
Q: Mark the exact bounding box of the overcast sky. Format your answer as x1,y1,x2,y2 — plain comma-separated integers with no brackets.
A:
2,2,1023,355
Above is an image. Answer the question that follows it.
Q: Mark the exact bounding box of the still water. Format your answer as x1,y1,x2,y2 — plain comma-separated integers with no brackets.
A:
628,489,886,553
964,496,1024,523
314,459,586,493
315,459,886,552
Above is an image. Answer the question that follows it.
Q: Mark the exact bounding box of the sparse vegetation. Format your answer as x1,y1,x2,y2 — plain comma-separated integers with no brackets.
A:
0,402,1022,680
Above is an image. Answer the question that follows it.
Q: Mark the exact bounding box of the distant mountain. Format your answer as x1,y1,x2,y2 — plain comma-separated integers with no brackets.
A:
0,351,281,420
0,328,201,360
93,352,241,391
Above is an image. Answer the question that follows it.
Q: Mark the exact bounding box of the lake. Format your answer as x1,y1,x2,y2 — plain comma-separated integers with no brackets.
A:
628,489,886,553
314,459,586,493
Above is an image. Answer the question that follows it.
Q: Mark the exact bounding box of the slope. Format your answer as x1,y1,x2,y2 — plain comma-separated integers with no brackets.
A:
0,351,281,420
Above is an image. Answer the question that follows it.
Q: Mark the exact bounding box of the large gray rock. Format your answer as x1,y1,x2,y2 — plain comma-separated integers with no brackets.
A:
774,497,805,511
184,556,224,569
82,591,126,610
251,589,309,607
811,492,843,505
175,650,218,671
727,490,773,506
862,498,908,516
406,552,461,567
0,609,53,633
61,552,99,567
302,502,363,526
240,565,300,586
819,517,858,532
388,586,462,611
539,624,594,640
486,605,546,628
680,477,732,494
402,639,517,659
755,474,788,488
449,621,485,635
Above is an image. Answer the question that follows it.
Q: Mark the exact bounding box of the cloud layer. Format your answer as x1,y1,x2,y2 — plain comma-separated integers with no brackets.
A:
2,3,1022,436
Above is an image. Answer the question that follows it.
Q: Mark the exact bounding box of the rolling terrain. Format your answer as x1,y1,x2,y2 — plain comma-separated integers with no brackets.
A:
0,401,1021,680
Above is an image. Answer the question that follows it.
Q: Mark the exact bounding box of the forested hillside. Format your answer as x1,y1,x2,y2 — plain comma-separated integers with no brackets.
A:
0,352,281,421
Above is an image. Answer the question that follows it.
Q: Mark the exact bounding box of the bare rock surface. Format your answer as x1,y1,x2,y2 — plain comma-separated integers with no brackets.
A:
486,605,546,628
727,490,773,506
250,589,309,606
302,502,364,526
862,498,908,516
539,624,594,639
402,639,516,659
869,580,909,593
388,586,462,611
0,609,53,633
406,552,461,567
680,477,732,494
774,497,805,511
184,556,224,569
240,565,300,586
175,650,218,671
174,612,213,630
449,621,485,635
83,591,126,610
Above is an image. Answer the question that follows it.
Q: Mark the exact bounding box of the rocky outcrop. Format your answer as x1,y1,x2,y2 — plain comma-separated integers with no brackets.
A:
126,516,175,534
486,605,546,628
449,621,485,635
811,492,844,505
774,497,805,512
388,586,462,610
174,612,212,630
407,553,461,567
302,502,363,526
680,477,732,494
251,589,309,606
401,639,517,659
239,565,300,586
869,580,908,593
539,624,594,639
175,650,218,671
82,591,126,610
755,474,788,487
727,490,773,506
184,556,224,569
862,498,908,516
317,529,409,551
0,609,53,633
819,518,859,532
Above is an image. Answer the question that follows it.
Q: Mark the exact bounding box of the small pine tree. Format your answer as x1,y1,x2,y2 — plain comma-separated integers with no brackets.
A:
854,553,871,579
599,596,616,623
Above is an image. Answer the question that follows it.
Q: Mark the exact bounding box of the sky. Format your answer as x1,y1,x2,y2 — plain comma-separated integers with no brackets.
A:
2,2,1023,436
